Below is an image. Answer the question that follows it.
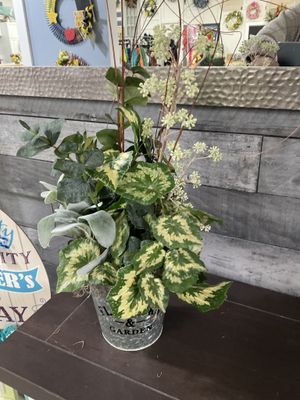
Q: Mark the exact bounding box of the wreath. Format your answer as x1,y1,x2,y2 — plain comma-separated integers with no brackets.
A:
56,50,89,66
144,0,157,17
225,10,243,30
265,4,287,22
246,1,260,20
45,0,95,45
193,0,209,8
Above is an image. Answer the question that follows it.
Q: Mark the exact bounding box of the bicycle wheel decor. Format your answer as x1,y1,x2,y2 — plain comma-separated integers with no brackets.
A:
45,0,95,45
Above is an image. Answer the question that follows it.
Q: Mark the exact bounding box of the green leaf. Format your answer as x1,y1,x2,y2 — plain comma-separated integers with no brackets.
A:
110,211,130,258
131,66,151,79
19,120,39,141
132,241,165,274
57,177,90,204
37,214,56,249
183,206,222,226
96,129,119,150
177,282,231,312
19,120,32,132
126,202,153,229
55,133,83,157
17,136,50,158
105,67,122,86
53,159,85,178
82,149,104,168
56,239,101,293
89,262,117,286
96,151,133,191
163,249,206,293
117,162,175,205
103,149,120,163
124,86,148,106
51,222,91,238
146,213,202,249
107,265,148,319
43,119,63,146
139,273,168,312
79,210,116,248
125,76,144,87
123,236,141,266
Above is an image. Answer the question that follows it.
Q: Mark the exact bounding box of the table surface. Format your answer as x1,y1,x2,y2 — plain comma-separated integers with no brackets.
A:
0,278,299,400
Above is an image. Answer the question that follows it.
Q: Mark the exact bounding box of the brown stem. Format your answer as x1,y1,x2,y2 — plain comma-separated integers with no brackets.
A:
120,0,125,152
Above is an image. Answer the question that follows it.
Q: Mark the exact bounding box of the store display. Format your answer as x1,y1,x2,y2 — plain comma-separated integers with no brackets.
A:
225,10,243,30
46,0,95,44
246,1,260,20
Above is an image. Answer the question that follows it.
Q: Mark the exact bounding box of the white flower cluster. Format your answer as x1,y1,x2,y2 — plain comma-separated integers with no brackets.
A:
161,109,197,130
182,69,200,98
139,75,176,108
142,118,154,139
152,25,180,64
208,145,222,162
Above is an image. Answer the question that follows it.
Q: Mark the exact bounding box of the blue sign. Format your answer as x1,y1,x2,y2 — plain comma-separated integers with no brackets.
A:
0,220,14,250
0,268,42,293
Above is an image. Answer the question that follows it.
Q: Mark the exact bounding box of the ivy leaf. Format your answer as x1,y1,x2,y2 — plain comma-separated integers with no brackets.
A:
146,214,202,249
96,129,119,150
57,177,90,204
139,273,168,313
82,149,104,168
79,210,116,248
89,262,117,286
53,159,85,178
177,282,231,312
54,133,83,158
132,241,165,274
56,239,101,293
107,265,148,319
117,162,175,205
110,211,130,258
163,249,206,293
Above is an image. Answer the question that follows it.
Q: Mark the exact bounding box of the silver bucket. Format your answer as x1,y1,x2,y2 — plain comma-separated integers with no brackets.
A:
91,285,165,351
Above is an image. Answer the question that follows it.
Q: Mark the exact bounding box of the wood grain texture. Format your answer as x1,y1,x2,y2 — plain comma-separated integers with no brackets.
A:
258,137,300,198
188,185,300,250
178,131,262,192
1,66,300,110
202,233,300,296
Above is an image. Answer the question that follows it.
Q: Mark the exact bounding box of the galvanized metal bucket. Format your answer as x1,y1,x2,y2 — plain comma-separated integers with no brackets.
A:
91,285,165,351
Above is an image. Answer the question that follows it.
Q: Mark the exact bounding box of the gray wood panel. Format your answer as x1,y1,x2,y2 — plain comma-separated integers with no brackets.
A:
178,131,262,192
1,67,300,110
0,190,52,229
202,232,300,297
258,137,300,199
188,186,300,251
0,154,54,198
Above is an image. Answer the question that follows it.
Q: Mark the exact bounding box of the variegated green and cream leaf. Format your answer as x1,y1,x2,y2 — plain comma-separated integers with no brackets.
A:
163,249,206,293
96,151,133,191
107,265,148,319
139,272,168,313
89,262,117,286
146,214,202,249
117,162,175,205
56,239,101,293
132,241,165,274
177,282,231,312
110,211,130,258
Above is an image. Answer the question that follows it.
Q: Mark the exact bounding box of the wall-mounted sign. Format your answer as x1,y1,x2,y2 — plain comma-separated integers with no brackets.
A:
0,210,51,330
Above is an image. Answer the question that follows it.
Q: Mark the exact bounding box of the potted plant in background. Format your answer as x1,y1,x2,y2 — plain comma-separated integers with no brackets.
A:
17,4,230,351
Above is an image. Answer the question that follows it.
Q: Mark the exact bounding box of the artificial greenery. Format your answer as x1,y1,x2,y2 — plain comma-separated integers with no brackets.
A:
17,29,230,320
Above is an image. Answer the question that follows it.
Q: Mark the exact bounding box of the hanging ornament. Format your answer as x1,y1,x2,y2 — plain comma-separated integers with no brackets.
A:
246,1,261,20
193,0,209,8
125,0,137,8
144,0,157,17
45,0,96,45
225,10,243,30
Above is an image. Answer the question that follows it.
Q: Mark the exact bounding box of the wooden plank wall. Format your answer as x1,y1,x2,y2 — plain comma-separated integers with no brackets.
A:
0,94,300,296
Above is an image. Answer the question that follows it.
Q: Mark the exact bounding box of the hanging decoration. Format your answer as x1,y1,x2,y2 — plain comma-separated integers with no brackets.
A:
45,0,95,45
246,1,260,20
193,0,209,8
125,0,137,8
225,10,243,30
265,4,287,22
144,0,157,17
56,50,89,66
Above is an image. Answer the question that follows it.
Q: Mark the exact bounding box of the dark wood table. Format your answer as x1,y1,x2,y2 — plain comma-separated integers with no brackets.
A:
0,279,299,400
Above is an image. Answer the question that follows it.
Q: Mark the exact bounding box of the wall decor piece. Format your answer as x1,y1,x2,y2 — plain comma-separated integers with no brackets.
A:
246,1,260,20
0,210,51,330
45,0,96,45
193,0,209,9
125,0,137,8
265,4,287,22
56,50,89,65
225,10,243,30
144,0,157,17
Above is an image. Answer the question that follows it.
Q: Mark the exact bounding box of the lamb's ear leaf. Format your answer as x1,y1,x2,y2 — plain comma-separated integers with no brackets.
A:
56,239,101,293
37,214,56,248
79,210,116,248
139,272,168,313
107,265,148,319
177,282,231,312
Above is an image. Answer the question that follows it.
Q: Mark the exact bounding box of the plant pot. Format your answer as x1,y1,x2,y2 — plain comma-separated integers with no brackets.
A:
91,285,165,351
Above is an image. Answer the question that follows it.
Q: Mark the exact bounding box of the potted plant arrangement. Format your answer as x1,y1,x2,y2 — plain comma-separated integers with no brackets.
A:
17,16,230,351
